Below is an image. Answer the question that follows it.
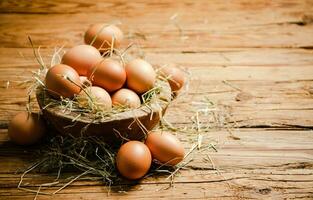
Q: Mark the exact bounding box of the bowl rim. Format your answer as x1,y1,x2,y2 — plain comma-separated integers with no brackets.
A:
36,79,172,125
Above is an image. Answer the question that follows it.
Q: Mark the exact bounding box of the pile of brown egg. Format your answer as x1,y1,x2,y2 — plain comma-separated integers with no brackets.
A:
7,24,186,179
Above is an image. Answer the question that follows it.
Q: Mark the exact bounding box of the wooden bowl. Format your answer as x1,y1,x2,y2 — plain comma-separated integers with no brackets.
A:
36,80,172,142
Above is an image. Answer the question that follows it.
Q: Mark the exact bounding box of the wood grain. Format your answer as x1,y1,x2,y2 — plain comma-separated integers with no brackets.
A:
0,0,313,199
1,0,313,49
1,15,313,49
0,129,312,199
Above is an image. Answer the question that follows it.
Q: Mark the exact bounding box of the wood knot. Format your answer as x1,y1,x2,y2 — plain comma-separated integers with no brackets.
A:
235,92,253,101
257,188,271,195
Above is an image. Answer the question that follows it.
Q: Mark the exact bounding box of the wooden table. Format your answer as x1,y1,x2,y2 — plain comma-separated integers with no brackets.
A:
1,0,313,199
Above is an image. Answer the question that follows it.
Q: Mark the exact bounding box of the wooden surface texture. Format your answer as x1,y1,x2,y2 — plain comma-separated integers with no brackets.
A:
0,0,313,199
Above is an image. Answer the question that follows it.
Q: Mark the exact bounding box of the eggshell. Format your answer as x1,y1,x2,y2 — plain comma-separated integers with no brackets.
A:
125,59,156,94
79,76,92,88
8,112,46,145
87,58,126,92
84,24,124,50
45,64,81,98
145,131,185,166
116,141,152,180
160,66,185,92
62,45,102,76
111,88,141,109
77,86,112,111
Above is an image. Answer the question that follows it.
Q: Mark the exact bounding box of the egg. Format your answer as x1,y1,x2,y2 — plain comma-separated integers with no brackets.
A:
77,86,112,111
8,112,46,145
61,45,102,76
84,24,124,51
145,131,185,166
116,141,152,180
160,66,185,92
111,88,141,109
79,76,92,88
45,64,81,98
125,59,156,94
87,58,126,92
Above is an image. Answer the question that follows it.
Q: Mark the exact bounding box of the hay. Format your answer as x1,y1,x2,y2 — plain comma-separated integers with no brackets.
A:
17,23,236,196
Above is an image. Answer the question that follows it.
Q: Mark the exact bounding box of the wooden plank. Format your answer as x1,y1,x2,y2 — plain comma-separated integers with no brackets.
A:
1,129,313,172
146,48,313,66
1,0,312,18
1,0,313,49
166,77,313,128
1,48,313,68
0,64,313,127
1,15,313,49
0,180,312,199
0,129,312,199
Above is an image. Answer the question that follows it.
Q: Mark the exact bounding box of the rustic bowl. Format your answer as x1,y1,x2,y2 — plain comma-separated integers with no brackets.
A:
36,80,172,142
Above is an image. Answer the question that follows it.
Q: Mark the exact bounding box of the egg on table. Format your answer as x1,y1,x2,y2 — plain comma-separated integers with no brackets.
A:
77,86,112,111
145,131,185,166
61,44,102,76
111,88,141,109
125,59,156,94
45,64,81,99
8,112,46,145
116,141,152,180
84,24,124,51
87,58,126,92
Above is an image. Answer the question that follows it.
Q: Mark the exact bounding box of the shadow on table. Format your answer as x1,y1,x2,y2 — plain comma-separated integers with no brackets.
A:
0,135,173,195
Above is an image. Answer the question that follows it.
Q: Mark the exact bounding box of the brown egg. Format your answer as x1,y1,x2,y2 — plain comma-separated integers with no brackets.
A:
125,59,156,94
79,76,92,88
87,58,126,92
77,86,112,111
45,64,81,98
62,45,102,76
160,66,185,92
8,112,46,145
116,141,152,180
145,131,185,166
111,88,141,109
84,24,124,51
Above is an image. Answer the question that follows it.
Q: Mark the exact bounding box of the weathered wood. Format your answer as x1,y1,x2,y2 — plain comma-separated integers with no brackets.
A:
0,0,313,49
0,65,313,128
1,0,312,14
1,0,313,199
1,129,313,172
0,129,312,199
1,15,313,49
2,48,313,68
